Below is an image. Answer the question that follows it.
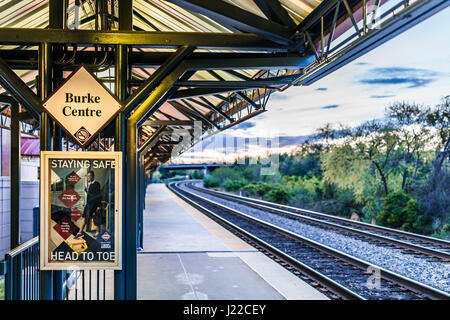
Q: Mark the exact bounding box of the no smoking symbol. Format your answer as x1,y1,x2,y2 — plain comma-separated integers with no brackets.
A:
75,127,91,142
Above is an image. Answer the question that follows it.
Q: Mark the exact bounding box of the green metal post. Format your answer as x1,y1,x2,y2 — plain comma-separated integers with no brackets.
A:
39,42,53,300
125,62,187,299
49,0,66,300
114,0,132,300
114,44,128,300
10,98,20,249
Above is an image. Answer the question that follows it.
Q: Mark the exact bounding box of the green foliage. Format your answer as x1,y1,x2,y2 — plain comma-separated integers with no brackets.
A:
321,144,372,203
204,175,220,188
361,197,382,223
223,178,248,191
435,224,450,240
192,170,204,180
377,191,422,232
243,182,273,197
264,183,292,204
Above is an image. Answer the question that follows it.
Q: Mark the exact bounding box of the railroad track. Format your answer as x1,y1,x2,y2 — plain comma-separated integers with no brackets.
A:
185,181,450,262
168,181,450,300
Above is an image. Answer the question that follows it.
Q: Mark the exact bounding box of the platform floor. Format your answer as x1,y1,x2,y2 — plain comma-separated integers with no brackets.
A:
137,183,328,300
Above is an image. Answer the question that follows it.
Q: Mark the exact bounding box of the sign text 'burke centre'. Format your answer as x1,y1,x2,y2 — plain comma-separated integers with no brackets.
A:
63,93,102,117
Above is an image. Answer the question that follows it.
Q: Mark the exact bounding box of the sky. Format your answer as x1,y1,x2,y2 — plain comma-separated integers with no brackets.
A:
174,6,450,163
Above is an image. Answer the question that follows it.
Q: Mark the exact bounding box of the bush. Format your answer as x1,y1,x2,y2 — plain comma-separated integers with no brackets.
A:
437,224,450,240
223,178,248,191
264,184,292,204
204,175,221,188
243,182,272,197
192,170,204,180
377,191,422,232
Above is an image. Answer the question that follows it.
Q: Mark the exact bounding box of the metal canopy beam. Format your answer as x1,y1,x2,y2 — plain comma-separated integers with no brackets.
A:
124,46,194,115
185,55,313,70
169,87,244,100
0,28,285,52
132,52,304,68
167,0,293,46
174,81,276,89
0,57,41,120
138,126,167,153
175,74,298,89
0,51,310,70
190,97,233,122
237,92,261,110
143,120,195,126
169,100,219,129
253,0,296,29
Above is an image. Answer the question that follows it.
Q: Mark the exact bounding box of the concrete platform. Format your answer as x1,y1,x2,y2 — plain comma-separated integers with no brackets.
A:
137,183,328,300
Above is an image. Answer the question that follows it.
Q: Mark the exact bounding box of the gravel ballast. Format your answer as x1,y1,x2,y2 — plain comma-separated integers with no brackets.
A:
183,183,450,294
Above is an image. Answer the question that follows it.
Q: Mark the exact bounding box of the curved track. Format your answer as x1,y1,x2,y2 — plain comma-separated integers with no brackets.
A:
168,181,450,300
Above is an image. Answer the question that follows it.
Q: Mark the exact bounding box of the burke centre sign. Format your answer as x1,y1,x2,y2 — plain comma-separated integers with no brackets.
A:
41,65,123,147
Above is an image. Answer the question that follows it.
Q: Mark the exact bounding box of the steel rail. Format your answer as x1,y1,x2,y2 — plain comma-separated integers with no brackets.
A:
187,182,450,253
185,183,450,262
168,182,363,300
170,181,450,300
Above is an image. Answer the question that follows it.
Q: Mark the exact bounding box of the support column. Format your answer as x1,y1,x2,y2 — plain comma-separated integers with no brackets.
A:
113,0,132,300
0,96,21,250
39,42,53,300
125,61,188,299
137,152,144,250
114,44,128,300
10,99,20,249
48,0,67,300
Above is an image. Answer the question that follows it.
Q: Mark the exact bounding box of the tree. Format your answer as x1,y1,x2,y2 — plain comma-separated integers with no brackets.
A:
427,97,450,190
386,102,432,192
322,121,399,197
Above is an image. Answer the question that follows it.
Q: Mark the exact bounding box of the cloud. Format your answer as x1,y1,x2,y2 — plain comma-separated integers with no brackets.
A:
315,87,327,91
358,67,439,88
278,135,309,147
370,94,396,99
270,93,289,100
233,121,255,130
355,62,369,66
321,104,340,109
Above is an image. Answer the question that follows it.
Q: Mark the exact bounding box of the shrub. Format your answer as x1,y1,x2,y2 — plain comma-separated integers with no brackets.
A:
243,182,272,197
264,184,292,204
377,191,422,232
204,175,221,188
192,170,204,180
223,178,248,191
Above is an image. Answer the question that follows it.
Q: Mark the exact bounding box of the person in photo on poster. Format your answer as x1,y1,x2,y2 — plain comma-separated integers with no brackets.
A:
75,170,102,238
